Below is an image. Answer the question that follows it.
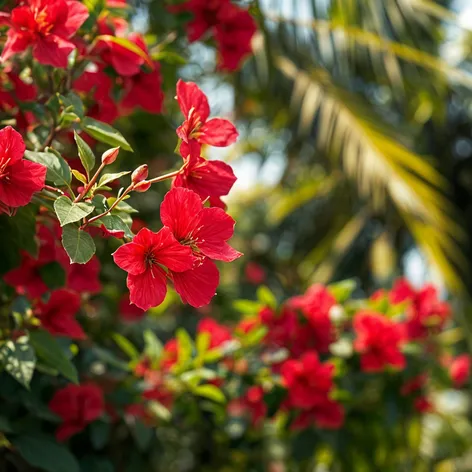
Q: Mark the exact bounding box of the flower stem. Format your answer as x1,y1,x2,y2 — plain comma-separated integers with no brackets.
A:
74,162,106,203
147,169,180,185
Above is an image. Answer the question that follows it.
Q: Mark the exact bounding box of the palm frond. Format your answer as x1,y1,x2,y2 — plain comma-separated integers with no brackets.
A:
277,56,466,290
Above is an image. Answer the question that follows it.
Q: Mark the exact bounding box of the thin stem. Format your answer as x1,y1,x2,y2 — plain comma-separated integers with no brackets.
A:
147,169,180,185
81,184,135,229
43,185,65,195
74,162,106,203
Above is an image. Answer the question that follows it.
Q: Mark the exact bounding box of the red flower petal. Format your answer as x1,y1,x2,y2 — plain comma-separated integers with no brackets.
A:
172,258,219,308
176,79,210,122
199,118,238,147
0,126,26,165
112,241,146,275
127,266,167,311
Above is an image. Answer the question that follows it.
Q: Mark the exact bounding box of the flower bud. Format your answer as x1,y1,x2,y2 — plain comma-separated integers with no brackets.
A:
134,180,151,193
101,147,120,165
131,164,148,184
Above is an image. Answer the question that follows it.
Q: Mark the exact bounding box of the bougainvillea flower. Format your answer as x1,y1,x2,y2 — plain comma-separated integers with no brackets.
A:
449,354,471,388
288,284,337,353
353,311,406,372
0,126,46,208
291,399,344,430
74,64,119,124
245,261,266,285
173,141,236,206
229,386,267,427
33,289,85,339
214,3,257,71
176,80,238,146
121,61,164,114
98,32,149,77
160,187,241,307
49,383,104,441
197,317,232,349
280,351,336,410
2,0,89,68
65,255,102,294
113,227,195,310
389,278,451,339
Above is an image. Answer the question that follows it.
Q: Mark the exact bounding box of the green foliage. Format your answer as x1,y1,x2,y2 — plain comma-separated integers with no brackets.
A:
61,225,96,264
54,196,95,227
81,117,133,152
74,132,96,179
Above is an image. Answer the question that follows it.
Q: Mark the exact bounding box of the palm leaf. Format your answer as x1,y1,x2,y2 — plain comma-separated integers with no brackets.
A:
277,56,466,290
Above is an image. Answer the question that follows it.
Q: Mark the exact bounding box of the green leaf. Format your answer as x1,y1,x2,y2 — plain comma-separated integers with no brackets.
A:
143,330,162,362
62,224,96,264
241,325,268,347
176,329,193,367
25,150,71,187
328,279,357,303
97,171,130,188
0,206,38,274
196,332,211,356
152,50,187,65
89,421,110,450
74,132,96,178
54,196,94,227
12,434,80,472
112,333,139,361
233,299,262,314
148,401,171,422
193,384,226,404
72,169,88,185
82,117,133,151
29,331,78,383
256,286,277,308
59,92,84,118
0,338,36,389
99,214,133,238
38,262,66,290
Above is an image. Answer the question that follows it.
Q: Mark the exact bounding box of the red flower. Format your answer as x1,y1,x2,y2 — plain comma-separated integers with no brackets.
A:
232,386,267,427
65,255,102,294
113,226,196,311
176,80,238,147
4,223,59,298
258,305,299,350
389,278,450,339
121,61,164,115
449,354,471,388
161,338,178,371
289,284,337,353
280,351,337,410
0,126,46,208
74,64,119,124
2,0,89,68
175,0,256,70
197,317,232,349
414,396,433,413
33,289,85,339
173,141,236,206
160,187,242,307
214,3,257,71
353,311,406,372
49,383,104,441
119,293,146,322
291,399,344,430
245,261,266,285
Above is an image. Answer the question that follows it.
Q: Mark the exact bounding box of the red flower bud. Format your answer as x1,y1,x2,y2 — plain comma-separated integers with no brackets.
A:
132,164,148,184
101,147,120,165
134,180,151,193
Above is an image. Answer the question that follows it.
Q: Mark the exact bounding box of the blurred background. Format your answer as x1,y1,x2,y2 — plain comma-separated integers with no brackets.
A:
97,1,472,469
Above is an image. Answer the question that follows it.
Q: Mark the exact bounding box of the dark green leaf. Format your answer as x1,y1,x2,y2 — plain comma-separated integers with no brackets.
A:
74,132,96,178
12,434,80,472
60,92,84,118
29,331,78,383
54,196,94,227
25,151,71,187
82,117,133,151
38,262,66,290
62,224,96,264
89,421,110,450
0,338,36,389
